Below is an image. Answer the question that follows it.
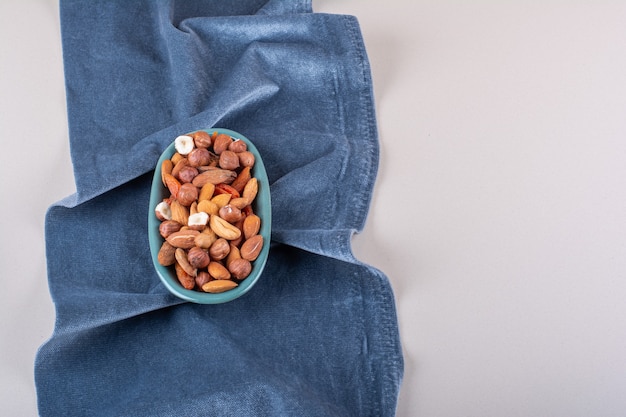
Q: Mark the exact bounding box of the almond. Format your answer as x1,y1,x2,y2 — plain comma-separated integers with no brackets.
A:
191,167,237,187
243,214,261,239
174,262,195,290
166,229,200,249
202,279,238,293
240,234,263,261
208,261,231,280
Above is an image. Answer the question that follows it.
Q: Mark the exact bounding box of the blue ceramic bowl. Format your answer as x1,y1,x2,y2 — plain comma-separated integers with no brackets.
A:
148,128,271,304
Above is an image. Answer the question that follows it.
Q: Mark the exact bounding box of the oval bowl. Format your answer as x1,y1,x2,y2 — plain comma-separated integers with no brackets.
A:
148,128,271,304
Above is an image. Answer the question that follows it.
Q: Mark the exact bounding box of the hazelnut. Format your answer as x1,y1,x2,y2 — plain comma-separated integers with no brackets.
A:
212,134,232,154
159,220,182,238
209,238,230,260
238,151,255,167
218,204,243,223
187,247,210,269
157,241,176,266
219,150,240,170
177,183,198,206
187,148,211,167
195,271,212,288
228,258,252,280
177,166,199,183
155,201,172,221
228,139,247,153
191,131,212,148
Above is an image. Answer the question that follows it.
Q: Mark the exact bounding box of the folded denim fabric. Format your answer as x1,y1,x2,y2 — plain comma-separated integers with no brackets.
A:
35,1,403,415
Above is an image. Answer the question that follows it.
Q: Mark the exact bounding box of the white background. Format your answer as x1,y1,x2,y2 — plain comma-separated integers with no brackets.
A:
2,1,626,416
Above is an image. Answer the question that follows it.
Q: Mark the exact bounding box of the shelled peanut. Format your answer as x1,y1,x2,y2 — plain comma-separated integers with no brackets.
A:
154,131,264,293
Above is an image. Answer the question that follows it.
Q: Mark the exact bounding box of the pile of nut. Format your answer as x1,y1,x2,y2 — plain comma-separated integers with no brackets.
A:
154,131,264,293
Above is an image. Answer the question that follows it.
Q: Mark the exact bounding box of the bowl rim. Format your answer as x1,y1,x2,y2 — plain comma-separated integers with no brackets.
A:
148,128,271,304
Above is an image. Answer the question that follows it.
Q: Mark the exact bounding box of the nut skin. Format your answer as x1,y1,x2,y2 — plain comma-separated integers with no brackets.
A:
159,220,182,239
209,238,230,260
228,258,252,280
177,183,199,207
240,235,264,261
187,247,210,269
219,150,240,170
170,200,189,225
230,166,251,194
191,168,237,187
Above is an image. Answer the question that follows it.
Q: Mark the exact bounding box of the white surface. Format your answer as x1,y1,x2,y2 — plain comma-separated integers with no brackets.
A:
2,1,626,416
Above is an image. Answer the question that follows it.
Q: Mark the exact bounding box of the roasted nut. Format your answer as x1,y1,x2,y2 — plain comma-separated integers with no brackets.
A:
177,166,198,183
219,150,240,170
228,139,247,153
157,241,176,266
212,133,232,154
228,258,252,280
164,173,181,199
198,183,215,202
197,199,219,215
177,183,198,207
195,271,212,288
228,197,249,210
174,262,195,289
159,220,182,238
238,151,255,168
209,238,230,260
166,229,200,249
188,212,209,230
155,201,172,221
202,279,238,293
243,214,261,239
226,244,241,268
171,158,189,179
242,177,258,204
170,200,189,225
208,261,231,280
161,159,173,186
191,131,212,148
230,166,251,194
187,148,211,167
174,135,194,155
219,204,243,223
175,248,197,277
187,247,210,269
194,229,217,249
240,235,263,261
210,214,241,240
191,168,237,187
211,193,231,209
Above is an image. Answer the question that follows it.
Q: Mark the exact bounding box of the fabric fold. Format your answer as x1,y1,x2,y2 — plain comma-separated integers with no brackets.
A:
36,1,403,415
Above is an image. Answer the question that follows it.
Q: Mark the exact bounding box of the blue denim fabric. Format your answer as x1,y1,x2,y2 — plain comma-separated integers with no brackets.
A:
35,1,403,415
